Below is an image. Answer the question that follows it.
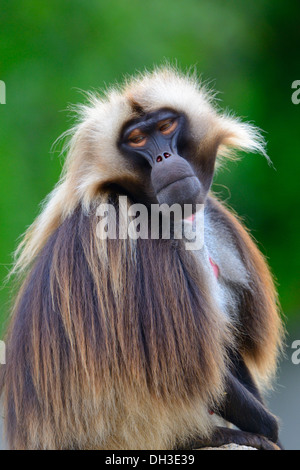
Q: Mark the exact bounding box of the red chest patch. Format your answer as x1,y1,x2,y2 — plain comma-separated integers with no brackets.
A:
209,257,219,278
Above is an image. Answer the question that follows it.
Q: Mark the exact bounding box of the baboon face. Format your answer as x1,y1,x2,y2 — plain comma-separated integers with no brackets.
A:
118,108,213,208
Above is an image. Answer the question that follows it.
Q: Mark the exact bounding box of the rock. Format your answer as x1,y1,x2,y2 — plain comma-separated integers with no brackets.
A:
199,443,257,450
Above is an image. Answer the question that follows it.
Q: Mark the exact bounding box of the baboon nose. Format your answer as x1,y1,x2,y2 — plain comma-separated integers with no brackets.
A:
156,152,172,163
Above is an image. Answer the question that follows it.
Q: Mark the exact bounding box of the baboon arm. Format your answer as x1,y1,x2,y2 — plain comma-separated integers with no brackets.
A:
218,372,279,444
180,426,281,450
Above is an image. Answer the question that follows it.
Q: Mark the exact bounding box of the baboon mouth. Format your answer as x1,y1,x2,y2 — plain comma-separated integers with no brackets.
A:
156,175,201,206
156,174,196,194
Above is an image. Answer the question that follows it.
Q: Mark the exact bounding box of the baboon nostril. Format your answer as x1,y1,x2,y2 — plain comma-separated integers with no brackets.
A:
156,156,163,162
164,152,171,158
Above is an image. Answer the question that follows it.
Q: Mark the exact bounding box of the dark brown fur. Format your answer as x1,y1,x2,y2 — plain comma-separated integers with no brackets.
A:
1,197,232,449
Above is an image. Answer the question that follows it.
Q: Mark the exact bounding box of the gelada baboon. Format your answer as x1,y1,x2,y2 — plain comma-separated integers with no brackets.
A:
0,67,284,450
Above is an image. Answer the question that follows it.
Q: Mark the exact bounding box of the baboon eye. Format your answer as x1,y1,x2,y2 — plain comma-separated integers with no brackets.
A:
158,118,178,135
128,129,147,147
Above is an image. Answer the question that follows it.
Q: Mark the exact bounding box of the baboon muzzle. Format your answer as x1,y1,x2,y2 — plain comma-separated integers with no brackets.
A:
150,151,201,206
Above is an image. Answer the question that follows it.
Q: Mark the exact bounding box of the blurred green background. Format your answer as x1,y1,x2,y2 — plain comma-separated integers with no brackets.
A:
0,0,299,449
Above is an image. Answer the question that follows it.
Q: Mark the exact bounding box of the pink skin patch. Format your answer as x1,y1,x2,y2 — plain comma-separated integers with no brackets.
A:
185,213,195,222
209,257,219,278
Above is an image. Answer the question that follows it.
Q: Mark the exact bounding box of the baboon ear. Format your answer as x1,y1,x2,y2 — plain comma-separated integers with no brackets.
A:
216,114,269,164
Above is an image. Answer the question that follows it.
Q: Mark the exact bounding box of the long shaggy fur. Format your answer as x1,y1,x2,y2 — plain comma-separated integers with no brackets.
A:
0,66,283,449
